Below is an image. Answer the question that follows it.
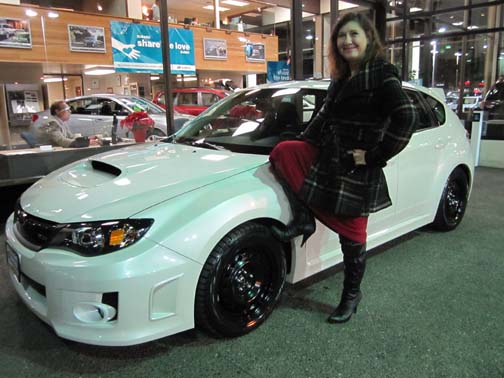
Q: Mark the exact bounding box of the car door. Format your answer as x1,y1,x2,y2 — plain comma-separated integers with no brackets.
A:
66,97,97,136
393,90,446,225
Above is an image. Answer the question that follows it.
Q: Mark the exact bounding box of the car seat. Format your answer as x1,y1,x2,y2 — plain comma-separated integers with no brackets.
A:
20,131,38,148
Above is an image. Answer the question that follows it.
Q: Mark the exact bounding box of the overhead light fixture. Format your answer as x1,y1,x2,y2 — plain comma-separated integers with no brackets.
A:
97,4,103,11
305,35,313,40
151,76,160,81
222,0,249,6
452,21,463,26
84,68,115,75
25,9,38,17
42,77,68,83
467,25,479,30
203,5,230,11
340,0,358,9
410,7,422,12
438,27,446,33
48,11,59,18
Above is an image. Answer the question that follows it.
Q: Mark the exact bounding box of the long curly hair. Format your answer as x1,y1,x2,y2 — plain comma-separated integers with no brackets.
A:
327,12,385,80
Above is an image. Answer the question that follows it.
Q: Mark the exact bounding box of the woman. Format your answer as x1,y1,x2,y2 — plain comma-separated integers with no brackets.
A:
269,12,418,323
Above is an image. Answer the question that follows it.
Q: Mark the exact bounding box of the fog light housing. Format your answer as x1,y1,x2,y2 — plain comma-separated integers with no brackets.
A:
73,302,117,323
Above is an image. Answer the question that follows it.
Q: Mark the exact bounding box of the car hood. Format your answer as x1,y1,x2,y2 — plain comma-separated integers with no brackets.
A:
21,142,268,223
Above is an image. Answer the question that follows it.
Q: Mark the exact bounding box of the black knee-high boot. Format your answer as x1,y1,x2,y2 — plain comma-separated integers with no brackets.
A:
270,177,316,246
327,235,366,323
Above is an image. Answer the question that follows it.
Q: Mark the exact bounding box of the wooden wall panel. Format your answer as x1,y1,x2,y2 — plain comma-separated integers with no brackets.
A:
0,4,278,73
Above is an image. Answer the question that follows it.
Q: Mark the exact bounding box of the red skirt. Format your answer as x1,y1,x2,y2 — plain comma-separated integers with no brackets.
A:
270,140,368,244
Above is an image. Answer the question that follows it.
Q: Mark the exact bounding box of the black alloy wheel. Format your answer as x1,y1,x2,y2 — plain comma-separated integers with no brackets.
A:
195,222,286,337
432,168,469,231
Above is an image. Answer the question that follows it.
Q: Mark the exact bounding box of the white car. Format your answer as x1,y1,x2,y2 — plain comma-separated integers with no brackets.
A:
5,81,474,346
29,94,193,140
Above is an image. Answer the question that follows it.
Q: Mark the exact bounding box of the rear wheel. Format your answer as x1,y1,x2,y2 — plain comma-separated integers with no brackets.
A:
432,168,469,231
195,222,286,337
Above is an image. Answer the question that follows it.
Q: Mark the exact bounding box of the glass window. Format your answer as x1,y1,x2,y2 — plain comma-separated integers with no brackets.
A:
387,19,404,41
422,93,446,125
67,98,95,115
174,88,327,154
201,93,220,106
405,90,436,131
177,92,198,106
120,96,164,114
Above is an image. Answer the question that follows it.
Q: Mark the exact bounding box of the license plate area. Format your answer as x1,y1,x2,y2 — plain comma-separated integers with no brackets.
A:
6,243,21,282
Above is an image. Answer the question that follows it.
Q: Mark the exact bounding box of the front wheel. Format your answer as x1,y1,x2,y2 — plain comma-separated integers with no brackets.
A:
195,222,286,337
432,168,469,231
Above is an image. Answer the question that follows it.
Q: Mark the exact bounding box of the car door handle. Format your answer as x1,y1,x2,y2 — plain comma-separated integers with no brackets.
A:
435,138,446,149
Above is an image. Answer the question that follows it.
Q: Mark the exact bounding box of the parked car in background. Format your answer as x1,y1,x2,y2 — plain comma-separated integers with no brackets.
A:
480,79,504,119
30,94,193,140
445,94,481,113
6,81,473,346
153,87,230,116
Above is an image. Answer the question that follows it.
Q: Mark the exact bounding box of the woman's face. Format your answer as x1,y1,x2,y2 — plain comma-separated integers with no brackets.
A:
336,20,369,66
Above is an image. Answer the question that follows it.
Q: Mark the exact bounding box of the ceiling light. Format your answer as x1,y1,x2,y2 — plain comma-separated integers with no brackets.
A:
84,69,115,76
203,5,230,11
97,4,103,11
151,76,160,81
340,1,358,10
438,27,446,33
222,0,249,6
25,9,38,17
42,77,68,83
48,11,59,18
467,25,479,30
305,35,313,40
410,7,422,12
452,21,463,26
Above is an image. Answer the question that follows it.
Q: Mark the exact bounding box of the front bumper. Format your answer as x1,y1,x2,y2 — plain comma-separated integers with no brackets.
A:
5,213,202,346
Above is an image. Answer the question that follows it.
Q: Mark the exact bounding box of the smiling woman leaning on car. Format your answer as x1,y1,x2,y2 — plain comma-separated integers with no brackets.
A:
269,12,418,324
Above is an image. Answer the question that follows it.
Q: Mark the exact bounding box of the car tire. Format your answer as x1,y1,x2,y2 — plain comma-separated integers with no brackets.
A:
195,222,286,337
432,168,469,231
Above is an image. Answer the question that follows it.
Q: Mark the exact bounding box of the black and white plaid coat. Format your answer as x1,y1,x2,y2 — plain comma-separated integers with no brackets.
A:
299,59,418,217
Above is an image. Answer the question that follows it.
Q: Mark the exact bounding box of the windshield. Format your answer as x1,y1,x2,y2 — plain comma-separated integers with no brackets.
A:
172,86,326,154
120,96,165,115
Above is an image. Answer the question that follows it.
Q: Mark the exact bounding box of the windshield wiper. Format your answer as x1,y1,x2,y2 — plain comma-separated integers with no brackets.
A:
190,140,226,151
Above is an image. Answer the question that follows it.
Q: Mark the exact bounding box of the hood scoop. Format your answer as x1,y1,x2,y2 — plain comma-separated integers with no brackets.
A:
91,160,122,177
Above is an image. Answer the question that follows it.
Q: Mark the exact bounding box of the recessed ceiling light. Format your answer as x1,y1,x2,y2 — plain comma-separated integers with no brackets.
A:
410,7,422,12
25,9,38,17
203,5,230,11
48,11,59,18
222,0,249,6
84,69,115,76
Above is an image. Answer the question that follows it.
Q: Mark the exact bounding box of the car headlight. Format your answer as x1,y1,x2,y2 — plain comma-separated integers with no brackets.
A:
51,219,154,256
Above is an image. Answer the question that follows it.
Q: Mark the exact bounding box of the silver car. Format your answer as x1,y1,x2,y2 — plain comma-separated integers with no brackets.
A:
30,94,193,139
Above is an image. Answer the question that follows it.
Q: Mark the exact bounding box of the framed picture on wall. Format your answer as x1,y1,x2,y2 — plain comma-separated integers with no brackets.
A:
0,18,32,49
68,24,106,53
203,38,227,60
245,42,265,62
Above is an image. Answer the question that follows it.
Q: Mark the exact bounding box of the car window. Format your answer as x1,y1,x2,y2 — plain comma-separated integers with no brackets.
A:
201,93,221,106
177,92,198,106
421,93,446,125
174,87,327,154
67,98,97,115
119,96,164,114
405,90,438,131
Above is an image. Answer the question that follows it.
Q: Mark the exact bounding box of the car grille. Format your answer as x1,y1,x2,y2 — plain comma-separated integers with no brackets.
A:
13,203,62,251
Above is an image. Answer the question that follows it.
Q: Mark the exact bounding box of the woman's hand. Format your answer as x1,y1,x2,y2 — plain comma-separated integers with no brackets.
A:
352,149,367,165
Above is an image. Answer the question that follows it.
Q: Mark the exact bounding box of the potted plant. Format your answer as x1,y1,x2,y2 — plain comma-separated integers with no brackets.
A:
120,111,154,143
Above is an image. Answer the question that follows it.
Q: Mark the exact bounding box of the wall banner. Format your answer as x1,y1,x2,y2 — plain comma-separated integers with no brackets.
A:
110,21,195,74
267,61,291,82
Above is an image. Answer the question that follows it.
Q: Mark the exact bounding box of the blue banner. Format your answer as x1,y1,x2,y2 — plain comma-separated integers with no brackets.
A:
110,21,195,74
267,61,291,82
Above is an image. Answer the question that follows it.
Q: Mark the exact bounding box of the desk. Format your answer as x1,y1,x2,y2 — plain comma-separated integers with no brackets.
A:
0,142,134,187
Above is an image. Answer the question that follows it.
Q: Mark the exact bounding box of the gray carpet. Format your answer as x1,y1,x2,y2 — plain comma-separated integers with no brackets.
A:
0,167,502,378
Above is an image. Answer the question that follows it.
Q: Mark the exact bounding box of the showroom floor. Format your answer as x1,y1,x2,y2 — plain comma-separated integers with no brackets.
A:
0,167,503,378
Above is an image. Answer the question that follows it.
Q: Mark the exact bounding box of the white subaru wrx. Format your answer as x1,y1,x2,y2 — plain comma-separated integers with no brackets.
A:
5,81,474,346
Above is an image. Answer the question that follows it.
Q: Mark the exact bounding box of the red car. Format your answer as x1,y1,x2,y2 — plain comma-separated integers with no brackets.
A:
153,87,230,116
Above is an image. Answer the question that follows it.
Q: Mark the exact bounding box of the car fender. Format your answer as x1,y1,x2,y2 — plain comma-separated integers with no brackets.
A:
137,164,292,265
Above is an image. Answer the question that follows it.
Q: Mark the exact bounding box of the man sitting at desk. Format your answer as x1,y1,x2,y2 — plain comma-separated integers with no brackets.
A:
34,101,99,148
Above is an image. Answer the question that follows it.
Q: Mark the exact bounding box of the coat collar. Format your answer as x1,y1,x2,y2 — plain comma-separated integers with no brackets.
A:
332,58,394,102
